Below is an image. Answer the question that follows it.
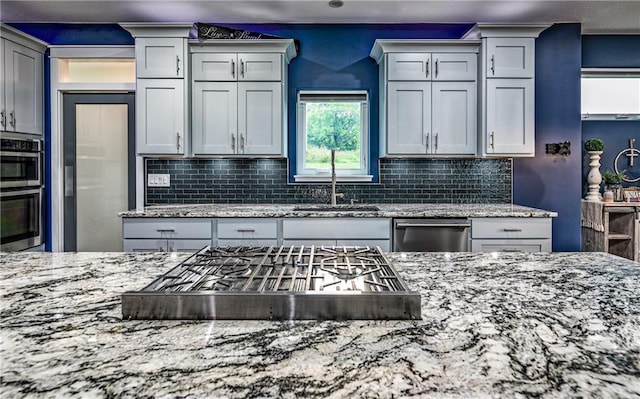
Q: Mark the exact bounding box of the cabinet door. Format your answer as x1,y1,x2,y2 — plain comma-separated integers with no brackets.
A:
192,81,237,155
238,82,282,155
486,38,535,78
3,40,43,135
470,239,550,252
238,53,282,81
431,82,476,155
387,53,431,81
386,81,430,155
123,239,211,252
136,79,185,154
432,53,477,81
486,79,534,156
192,53,236,81
135,37,185,78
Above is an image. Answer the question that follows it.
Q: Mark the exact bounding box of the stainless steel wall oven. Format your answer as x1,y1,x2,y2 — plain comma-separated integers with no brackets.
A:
1,137,42,188
1,136,43,251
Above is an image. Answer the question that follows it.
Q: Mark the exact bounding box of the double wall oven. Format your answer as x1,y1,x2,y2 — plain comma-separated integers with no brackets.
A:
1,136,43,251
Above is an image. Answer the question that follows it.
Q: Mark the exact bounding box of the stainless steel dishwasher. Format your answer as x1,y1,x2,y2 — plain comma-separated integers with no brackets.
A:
393,219,470,252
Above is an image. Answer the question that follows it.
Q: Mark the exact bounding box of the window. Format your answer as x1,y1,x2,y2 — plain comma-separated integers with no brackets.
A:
582,69,640,120
295,91,371,182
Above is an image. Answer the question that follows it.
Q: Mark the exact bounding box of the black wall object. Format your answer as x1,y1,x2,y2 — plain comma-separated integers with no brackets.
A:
546,141,571,156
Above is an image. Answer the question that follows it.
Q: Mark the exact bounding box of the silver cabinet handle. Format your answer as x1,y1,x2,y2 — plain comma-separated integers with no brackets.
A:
236,229,255,233
240,59,245,78
490,132,495,149
64,165,74,197
240,134,245,152
156,229,175,233
435,59,439,78
502,228,523,232
176,55,181,76
231,59,235,78
435,133,438,150
231,134,236,152
425,133,430,151
176,132,182,152
9,111,15,128
0,110,5,128
490,55,495,75
396,223,470,228
425,59,429,78
502,248,524,252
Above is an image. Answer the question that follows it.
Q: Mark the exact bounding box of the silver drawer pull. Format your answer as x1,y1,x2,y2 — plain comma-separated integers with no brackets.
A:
237,229,256,233
396,223,470,228
502,228,523,232
502,248,523,252
156,229,175,233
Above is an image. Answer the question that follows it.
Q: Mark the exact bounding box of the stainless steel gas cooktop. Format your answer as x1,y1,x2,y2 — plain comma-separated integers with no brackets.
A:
122,245,421,320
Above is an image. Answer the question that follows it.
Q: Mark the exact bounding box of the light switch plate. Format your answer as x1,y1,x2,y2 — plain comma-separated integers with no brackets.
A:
148,174,170,187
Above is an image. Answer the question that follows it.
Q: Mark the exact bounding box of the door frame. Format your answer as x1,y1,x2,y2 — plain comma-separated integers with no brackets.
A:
49,46,140,252
62,93,135,251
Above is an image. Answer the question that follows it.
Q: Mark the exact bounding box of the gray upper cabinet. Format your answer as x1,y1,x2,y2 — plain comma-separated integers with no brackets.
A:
192,52,282,82
190,40,296,157
0,24,46,136
464,24,550,157
387,52,477,81
120,23,192,155
371,40,479,157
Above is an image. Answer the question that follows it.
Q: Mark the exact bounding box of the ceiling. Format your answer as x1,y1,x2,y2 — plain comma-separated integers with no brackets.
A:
1,0,639,34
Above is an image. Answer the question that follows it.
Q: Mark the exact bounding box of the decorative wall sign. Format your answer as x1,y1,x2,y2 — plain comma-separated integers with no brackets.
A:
614,138,640,183
196,23,300,52
197,22,283,40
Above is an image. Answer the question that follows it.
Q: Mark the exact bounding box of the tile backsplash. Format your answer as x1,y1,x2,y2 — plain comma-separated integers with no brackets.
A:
145,158,512,205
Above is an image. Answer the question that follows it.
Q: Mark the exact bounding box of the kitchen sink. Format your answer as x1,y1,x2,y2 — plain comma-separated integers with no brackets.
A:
293,205,380,212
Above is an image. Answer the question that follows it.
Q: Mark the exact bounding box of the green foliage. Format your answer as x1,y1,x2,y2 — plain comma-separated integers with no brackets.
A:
584,138,604,152
306,102,360,151
601,170,627,185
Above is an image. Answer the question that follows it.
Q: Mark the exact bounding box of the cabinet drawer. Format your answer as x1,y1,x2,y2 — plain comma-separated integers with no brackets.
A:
123,218,212,239
471,239,551,252
123,239,211,252
217,219,278,239
282,218,391,239
471,218,551,239
217,239,278,247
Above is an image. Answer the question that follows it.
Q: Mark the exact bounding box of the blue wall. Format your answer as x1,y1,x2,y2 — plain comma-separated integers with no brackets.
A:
13,22,588,251
581,34,640,191
513,24,583,251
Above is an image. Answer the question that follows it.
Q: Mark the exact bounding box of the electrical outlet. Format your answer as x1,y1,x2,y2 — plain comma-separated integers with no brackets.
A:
148,174,170,187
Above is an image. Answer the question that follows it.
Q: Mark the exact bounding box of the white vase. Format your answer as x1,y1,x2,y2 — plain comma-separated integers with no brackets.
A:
585,151,603,201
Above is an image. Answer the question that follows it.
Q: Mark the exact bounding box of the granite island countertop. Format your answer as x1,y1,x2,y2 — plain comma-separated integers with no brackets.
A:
119,203,558,218
1,251,639,398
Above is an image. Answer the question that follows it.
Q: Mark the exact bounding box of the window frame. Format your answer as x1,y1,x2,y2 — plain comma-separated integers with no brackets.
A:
581,68,640,121
294,90,372,183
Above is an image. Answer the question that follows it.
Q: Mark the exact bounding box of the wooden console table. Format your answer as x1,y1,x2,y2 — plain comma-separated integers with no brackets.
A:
582,200,639,261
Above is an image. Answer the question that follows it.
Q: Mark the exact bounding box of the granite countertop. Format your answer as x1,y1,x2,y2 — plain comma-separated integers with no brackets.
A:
1,251,639,398
119,203,558,218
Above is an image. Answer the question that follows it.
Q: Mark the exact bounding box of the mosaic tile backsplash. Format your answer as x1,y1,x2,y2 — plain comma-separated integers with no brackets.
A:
145,158,512,205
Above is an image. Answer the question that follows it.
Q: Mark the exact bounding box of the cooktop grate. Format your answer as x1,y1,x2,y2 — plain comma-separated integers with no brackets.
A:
122,245,421,320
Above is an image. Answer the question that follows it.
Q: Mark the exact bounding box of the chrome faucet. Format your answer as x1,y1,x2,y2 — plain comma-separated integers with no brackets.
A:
330,149,344,206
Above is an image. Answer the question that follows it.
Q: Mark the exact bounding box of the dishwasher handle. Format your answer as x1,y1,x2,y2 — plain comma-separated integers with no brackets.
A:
395,222,470,229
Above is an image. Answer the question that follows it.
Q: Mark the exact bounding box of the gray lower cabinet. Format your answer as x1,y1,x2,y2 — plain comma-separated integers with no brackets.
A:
122,218,213,252
282,218,392,252
470,217,552,252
